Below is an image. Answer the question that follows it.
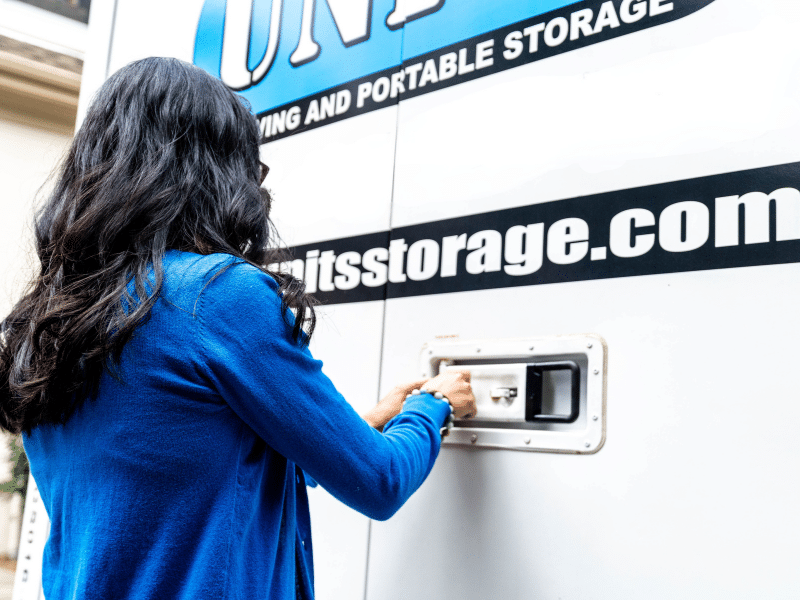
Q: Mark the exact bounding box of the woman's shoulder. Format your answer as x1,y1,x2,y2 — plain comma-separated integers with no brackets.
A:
162,250,280,311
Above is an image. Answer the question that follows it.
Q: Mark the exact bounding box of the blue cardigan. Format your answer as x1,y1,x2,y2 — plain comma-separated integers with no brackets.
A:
24,251,450,600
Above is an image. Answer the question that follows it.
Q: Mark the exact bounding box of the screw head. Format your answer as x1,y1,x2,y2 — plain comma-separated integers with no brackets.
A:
593,368,600,375
529,346,535,351
476,348,481,353
429,349,433,354
584,442,591,448
592,415,599,421
470,435,478,444
524,437,531,445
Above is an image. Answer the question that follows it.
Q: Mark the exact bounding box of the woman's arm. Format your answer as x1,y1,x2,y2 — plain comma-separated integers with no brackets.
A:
194,262,471,521
363,380,427,431
365,373,476,431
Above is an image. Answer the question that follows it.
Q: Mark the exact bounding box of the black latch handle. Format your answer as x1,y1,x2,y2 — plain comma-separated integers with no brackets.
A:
525,361,580,424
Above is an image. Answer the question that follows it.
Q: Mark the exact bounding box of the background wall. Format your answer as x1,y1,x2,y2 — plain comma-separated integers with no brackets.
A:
0,114,73,563
0,5,83,599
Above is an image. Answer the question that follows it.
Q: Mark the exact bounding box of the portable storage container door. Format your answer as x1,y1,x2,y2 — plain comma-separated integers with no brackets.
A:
366,1,800,598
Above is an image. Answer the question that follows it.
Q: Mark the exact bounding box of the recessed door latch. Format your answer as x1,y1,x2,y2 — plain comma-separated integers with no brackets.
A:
422,335,607,453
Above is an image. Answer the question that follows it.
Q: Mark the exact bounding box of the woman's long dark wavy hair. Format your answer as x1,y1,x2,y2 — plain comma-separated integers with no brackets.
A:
0,57,315,435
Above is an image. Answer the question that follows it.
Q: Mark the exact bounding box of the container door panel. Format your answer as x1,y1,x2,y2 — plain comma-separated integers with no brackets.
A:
367,1,800,598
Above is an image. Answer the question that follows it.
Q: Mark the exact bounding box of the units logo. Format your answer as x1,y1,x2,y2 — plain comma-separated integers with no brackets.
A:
194,0,716,141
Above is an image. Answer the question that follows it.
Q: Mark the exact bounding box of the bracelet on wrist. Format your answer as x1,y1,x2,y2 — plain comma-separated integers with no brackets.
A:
405,388,455,439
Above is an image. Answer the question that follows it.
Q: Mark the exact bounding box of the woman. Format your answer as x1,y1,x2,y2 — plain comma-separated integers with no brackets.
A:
0,57,475,600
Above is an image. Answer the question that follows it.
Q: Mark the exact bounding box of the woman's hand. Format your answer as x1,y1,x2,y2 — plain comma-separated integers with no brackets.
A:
420,370,476,419
363,379,429,431
363,371,477,431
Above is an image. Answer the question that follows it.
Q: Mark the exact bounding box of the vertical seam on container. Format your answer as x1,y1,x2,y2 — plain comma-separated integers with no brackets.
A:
363,22,406,600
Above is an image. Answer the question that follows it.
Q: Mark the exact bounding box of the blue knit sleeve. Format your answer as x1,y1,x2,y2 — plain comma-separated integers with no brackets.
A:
194,260,450,521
